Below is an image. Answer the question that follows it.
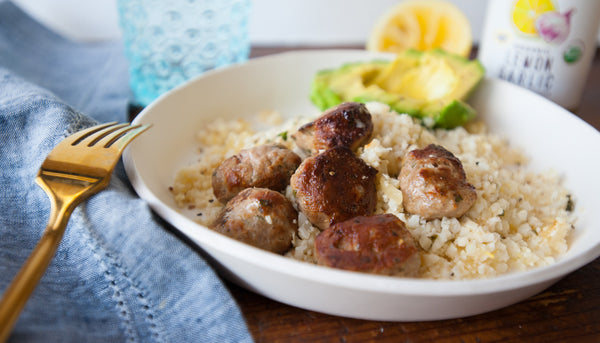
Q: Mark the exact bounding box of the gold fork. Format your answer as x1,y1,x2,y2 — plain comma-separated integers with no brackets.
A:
0,122,150,342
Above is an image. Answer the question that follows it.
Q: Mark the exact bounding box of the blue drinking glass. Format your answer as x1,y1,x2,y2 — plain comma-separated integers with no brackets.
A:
118,0,251,107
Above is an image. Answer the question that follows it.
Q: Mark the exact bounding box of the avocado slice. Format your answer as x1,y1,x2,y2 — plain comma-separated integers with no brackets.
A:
310,49,484,129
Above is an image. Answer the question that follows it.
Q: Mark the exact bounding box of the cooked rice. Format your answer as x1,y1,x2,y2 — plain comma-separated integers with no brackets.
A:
171,102,574,280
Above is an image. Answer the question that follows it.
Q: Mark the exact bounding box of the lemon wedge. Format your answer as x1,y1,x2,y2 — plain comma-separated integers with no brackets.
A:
366,0,473,57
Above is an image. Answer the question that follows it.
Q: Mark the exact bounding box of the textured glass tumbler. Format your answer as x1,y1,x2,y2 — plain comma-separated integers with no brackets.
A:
117,0,251,107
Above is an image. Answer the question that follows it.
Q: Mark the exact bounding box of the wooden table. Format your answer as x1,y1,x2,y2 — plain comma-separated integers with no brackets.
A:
220,46,600,343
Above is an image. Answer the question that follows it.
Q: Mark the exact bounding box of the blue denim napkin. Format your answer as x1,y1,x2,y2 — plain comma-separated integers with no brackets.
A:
0,1,253,342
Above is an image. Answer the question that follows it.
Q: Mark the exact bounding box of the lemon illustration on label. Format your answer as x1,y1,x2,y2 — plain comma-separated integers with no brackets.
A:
511,0,556,35
512,0,574,45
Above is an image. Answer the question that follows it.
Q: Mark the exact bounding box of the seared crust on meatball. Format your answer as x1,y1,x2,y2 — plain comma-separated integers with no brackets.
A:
292,102,373,153
314,214,421,276
211,188,298,254
212,144,301,203
290,146,378,229
399,144,476,220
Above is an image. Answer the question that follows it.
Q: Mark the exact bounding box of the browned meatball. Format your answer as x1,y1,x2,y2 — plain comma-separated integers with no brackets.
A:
292,102,373,153
314,214,421,276
211,188,298,254
399,144,476,220
212,144,301,203
290,146,378,229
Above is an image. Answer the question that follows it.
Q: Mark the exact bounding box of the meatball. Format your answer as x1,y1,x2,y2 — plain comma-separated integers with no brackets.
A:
292,102,373,153
399,144,476,220
314,214,421,276
212,144,301,203
290,146,378,229
211,188,298,254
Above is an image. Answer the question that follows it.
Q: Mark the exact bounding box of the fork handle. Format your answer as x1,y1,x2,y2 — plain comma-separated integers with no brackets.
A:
0,202,73,343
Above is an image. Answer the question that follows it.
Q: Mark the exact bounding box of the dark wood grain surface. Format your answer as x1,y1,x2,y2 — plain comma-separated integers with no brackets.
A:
220,46,600,343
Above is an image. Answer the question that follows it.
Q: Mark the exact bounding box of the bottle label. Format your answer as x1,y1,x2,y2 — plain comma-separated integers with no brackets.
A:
478,0,600,110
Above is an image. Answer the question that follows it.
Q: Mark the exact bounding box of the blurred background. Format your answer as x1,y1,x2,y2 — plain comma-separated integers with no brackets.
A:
11,0,490,45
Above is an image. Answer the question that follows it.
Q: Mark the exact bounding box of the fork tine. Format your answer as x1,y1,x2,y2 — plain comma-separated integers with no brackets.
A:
64,122,119,146
76,123,130,147
96,123,152,150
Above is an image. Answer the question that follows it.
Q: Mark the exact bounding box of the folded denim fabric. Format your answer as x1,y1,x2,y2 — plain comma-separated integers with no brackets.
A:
0,2,252,342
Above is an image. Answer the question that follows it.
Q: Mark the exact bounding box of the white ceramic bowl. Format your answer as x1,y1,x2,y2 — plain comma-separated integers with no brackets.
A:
123,50,600,321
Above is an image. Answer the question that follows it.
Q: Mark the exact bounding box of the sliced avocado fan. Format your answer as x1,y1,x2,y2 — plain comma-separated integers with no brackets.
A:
310,49,484,129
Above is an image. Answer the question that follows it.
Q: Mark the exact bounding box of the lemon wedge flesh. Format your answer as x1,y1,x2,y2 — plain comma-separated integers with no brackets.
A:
367,0,473,57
